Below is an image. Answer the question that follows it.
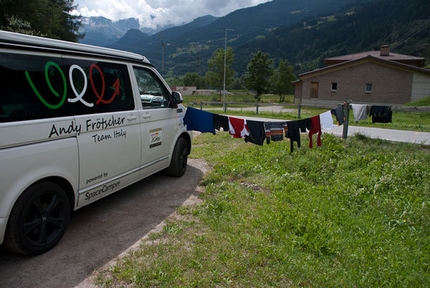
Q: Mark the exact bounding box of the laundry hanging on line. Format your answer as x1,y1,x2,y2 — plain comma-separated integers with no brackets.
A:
370,105,392,123
309,115,322,149
183,103,393,152
331,105,345,126
351,104,368,122
319,110,335,131
350,104,392,123
244,120,266,146
264,122,288,144
228,116,249,139
183,106,330,152
182,106,216,134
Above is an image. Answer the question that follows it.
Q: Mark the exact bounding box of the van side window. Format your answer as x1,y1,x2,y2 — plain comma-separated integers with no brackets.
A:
0,53,72,122
133,67,170,108
64,59,134,115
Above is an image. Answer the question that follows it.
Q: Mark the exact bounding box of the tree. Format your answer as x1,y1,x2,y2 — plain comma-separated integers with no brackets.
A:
205,47,234,101
1,16,39,36
183,72,206,89
244,51,273,102
270,60,296,102
0,0,83,42
57,0,84,41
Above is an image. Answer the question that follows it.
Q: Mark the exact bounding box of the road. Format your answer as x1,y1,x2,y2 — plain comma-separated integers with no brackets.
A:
326,125,430,144
0,159,208,288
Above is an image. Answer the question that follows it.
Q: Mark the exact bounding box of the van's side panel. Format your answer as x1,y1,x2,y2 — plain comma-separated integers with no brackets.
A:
138,107,180,176
74,111,142,206
131,66,179,177
0,137,79,243
59,57,143,207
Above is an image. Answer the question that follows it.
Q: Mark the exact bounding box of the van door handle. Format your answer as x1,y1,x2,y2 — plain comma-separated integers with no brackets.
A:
142,112,151,120
127,114,137,121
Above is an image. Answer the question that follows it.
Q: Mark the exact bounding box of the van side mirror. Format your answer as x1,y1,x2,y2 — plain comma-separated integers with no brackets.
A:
170,91,183,108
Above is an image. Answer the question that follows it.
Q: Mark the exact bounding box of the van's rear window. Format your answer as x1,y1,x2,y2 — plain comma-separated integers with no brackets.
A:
0,53,134,122
0,53,72,122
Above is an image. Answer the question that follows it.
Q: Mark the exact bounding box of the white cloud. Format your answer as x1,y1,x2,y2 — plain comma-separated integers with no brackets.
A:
74,0,270,29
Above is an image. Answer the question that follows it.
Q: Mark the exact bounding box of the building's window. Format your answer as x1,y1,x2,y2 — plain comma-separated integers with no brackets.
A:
331,82,338,91
365,83,372,93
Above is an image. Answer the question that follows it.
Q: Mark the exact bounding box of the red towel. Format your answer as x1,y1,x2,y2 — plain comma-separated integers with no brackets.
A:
228,116,249,138
309,115,322,148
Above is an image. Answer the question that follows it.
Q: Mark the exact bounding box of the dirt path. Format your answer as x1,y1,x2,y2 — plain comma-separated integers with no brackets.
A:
0,159,209,288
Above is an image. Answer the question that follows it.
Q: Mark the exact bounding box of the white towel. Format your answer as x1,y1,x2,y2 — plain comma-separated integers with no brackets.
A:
319,110,334,130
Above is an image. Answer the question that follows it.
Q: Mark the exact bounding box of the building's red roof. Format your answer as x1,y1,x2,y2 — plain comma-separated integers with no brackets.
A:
299,55,430,78
324,46,425,67
325,50,423,62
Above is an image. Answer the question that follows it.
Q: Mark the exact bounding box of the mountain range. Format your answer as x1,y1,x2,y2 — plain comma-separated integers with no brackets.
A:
79,0,430,78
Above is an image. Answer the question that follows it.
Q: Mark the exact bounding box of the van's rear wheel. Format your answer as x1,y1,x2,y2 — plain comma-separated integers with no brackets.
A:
4,182,70,255
165,137,189,177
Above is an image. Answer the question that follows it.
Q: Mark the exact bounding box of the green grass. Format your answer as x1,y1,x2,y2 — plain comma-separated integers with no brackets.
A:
96,132,430,287
182,91,294,105
405,95,430,106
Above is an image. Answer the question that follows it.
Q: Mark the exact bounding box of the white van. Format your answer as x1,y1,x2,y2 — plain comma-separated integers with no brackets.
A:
0,31,192,255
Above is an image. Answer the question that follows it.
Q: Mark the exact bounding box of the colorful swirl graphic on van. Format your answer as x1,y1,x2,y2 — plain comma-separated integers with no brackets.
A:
89,64,121,105
25,61,67,110
25,61,121,109
68,64,93,107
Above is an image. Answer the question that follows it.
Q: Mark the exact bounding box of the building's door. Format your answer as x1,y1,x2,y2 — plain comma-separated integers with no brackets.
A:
311,82,319,98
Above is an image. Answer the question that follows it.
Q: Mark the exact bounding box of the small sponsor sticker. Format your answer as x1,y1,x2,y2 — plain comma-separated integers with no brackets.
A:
150,128,162,148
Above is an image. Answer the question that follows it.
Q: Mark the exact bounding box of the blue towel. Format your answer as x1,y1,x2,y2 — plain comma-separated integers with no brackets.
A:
183,107,215,134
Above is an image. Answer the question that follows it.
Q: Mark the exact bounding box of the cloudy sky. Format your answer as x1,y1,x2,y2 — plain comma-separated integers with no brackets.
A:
73,0,270,29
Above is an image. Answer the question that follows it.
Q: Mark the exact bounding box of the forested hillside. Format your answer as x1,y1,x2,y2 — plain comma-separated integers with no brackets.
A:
234,0,430,74
110,0,356,76
133,0,430,77
174,0,357,46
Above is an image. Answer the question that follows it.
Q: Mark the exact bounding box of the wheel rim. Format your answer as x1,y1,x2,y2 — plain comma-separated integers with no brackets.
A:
23,192,68,247
180,146,188,169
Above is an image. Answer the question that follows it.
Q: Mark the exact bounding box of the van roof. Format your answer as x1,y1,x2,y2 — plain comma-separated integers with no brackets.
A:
0,30,151,64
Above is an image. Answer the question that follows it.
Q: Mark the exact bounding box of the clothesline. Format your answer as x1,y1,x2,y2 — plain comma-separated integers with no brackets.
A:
183,104,392,152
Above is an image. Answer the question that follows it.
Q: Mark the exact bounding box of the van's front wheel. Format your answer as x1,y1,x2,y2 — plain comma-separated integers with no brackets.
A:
165,137,189,177
4,182,70,255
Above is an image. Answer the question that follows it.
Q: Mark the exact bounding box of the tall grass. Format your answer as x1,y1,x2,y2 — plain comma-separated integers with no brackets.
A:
96,132,430,287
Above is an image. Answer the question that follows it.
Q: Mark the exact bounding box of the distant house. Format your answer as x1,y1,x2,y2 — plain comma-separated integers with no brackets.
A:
170,86,197,96
292,46,430,104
